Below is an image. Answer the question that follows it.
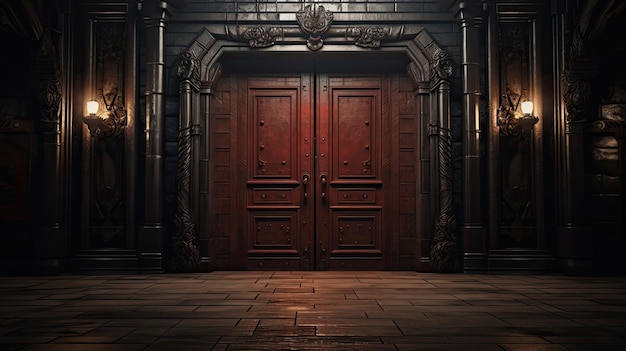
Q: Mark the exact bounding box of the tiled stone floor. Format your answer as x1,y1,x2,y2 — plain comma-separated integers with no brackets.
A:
1,271,626,350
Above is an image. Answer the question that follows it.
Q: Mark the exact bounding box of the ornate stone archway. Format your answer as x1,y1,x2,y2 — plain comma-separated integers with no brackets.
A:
172,8,459,273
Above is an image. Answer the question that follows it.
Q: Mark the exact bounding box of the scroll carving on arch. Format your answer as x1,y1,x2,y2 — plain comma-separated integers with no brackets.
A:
346,26,389,48
209,7,419,51
242,26,283,48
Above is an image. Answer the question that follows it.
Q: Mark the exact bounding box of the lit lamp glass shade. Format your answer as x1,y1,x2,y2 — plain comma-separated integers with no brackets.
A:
86,100,99,115
521,100,534,117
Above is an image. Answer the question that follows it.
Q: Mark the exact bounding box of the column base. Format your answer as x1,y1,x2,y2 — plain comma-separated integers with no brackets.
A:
71,249,139,273
487,249,556,273
461,225,487,272
557,226,594,275
138,224,166,273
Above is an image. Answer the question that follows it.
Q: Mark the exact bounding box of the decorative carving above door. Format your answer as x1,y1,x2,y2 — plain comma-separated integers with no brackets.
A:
211,23,420,50
296,4,333,50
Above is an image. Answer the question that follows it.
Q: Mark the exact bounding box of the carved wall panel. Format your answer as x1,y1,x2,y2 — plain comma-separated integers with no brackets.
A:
85,20,128,248
488,2,549,266
496,22,537,248
76,2,137,271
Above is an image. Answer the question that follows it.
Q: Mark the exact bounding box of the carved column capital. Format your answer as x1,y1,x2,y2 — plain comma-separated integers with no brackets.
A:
430,48,452,87
177,49,200,85
456,0,483,27
141,0,169,19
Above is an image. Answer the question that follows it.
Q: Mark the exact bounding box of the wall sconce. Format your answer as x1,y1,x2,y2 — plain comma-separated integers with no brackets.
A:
497,95,540,139
83,95,126,137
515,100,539,131
83,99,114,137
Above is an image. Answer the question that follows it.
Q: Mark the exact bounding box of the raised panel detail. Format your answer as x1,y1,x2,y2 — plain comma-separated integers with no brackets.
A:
335,188,377,204
333,213,380,250
252,188,294,204
249,213,297,249
333,93,378,179
252,93,297,178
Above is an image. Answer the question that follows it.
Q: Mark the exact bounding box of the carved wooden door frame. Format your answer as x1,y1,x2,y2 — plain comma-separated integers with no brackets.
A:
173,23,459,272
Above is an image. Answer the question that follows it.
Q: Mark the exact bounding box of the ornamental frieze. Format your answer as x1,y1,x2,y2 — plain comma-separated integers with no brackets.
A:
206,19,420,50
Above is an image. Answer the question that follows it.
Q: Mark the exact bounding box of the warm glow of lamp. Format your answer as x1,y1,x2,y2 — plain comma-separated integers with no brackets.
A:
86,100,99,115
521,100,534,117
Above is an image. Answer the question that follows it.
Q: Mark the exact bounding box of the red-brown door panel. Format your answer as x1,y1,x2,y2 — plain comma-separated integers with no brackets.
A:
316,75,388,269
241,75,314,270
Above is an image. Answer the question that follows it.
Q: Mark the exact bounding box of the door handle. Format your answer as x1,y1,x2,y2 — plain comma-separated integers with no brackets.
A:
320,174,327,202
302,174,310,202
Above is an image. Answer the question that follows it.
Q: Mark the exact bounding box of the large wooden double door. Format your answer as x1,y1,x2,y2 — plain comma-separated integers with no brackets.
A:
239,73,394,270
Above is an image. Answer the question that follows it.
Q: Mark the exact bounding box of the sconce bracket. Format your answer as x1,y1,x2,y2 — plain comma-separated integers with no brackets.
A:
498,114,538,140
83,112,124,138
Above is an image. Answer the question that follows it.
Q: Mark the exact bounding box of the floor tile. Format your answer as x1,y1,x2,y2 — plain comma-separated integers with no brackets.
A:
0,271,624,350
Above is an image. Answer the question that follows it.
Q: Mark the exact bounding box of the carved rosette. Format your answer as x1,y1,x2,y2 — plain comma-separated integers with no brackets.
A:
296,4,333,51
242,26,283,48
346,26,388,48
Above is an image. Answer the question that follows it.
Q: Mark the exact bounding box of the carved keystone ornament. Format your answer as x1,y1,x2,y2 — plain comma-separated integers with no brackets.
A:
296,4,333,50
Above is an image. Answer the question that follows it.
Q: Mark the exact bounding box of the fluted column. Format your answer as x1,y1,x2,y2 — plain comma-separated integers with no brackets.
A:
458,0,487,271
34,24,65,273
557,5,594,274
139,0,168,271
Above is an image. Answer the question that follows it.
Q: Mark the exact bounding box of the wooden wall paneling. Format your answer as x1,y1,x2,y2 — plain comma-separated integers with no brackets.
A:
73,1,138,272
397,76,420,270
487,1,554,271
209,75,233,270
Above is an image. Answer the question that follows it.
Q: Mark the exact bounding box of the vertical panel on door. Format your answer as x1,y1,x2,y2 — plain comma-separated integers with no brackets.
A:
317,75,388,270
242,75,314,269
